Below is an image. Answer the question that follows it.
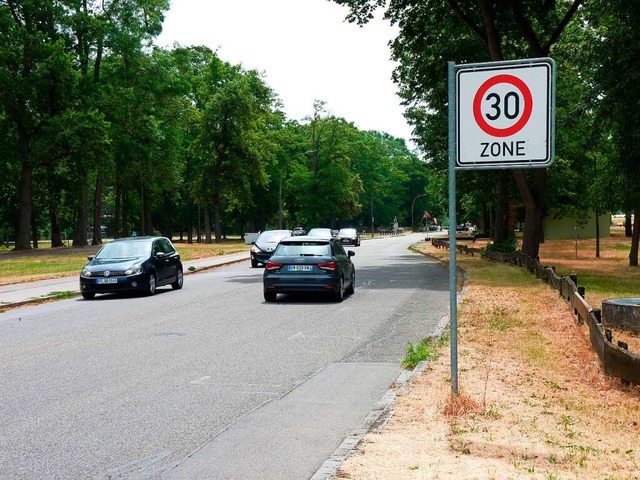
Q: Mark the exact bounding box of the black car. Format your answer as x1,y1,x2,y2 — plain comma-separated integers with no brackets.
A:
79,236,183,299
250,230,293,267
262,236,356,302
336,228,361,246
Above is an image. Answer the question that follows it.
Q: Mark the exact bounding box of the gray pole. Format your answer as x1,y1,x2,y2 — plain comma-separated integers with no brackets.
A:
448,61,459,396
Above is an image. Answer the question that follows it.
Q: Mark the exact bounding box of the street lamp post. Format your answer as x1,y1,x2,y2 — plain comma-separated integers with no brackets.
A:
411,193,427,233
278,150,316,229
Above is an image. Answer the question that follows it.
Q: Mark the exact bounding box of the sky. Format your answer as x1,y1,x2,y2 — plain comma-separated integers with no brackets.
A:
155,0,414,146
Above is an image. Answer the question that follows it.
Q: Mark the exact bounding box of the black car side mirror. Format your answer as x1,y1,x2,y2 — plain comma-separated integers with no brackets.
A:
155,251,166,258
87,255,94,261
348,251,355,258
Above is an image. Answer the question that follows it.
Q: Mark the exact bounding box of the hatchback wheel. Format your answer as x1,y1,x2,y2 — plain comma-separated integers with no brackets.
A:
172,268,183,290
346,271,355,295
334,277,345,302
146,273,157,296
82,292,95,300
251,259,259,268
264,290,277,302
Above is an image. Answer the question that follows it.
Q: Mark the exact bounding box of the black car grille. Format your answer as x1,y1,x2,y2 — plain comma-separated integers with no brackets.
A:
97,270,127,277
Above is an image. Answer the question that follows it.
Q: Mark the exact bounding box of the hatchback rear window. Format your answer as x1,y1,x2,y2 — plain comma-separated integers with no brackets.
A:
275,242,331,257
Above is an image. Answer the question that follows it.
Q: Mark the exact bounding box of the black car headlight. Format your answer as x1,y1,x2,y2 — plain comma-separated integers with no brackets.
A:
81,269,92,277
125,266,143,275
251,245,262,254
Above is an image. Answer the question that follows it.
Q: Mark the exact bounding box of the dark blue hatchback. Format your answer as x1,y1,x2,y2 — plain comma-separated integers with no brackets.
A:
79,236,183,299
262,236,355,303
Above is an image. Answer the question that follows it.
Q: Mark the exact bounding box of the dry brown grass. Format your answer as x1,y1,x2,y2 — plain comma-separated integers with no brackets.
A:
337,237,640,480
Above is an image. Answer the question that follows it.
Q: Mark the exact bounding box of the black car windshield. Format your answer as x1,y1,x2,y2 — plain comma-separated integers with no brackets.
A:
275,242,331,257
338,228,357,236
257,231,290,242
95,240,152,260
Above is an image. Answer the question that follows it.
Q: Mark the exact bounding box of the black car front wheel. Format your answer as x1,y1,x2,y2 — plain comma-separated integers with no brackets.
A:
172,268,183,290
146,273,157,296
82,292,95,300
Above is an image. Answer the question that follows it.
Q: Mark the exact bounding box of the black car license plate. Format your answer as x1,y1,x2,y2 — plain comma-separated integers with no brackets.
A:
97,278,118,284
288,265,312,272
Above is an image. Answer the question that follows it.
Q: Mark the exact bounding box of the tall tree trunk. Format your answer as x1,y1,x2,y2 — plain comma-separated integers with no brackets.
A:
15,162,33,250
92,173,104,245
49,206,64,247
143,188,153,236
31,211,38,249
625,212,632,237
494,174,509,243
630,209,639,266
214,203,222,243
114,182,122,239
513,168,547,259
595,210,600,258
73,179,89,247
122,190,129,238
204,206,212,244
139,183,146,235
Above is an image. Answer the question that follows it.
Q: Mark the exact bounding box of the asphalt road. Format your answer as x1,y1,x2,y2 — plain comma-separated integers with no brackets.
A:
0,234,450,479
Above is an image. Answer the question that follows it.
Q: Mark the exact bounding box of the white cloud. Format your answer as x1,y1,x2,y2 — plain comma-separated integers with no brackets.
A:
156,0,413,144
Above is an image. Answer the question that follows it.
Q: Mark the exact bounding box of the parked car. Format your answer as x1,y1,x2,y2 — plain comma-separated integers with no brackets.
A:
292,226,307,236
250,230,293,267
306,228,334,239
336,227,361,246
262,236,356,302
79,236,183,299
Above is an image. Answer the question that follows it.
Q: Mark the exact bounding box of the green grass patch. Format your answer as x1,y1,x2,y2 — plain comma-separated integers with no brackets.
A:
402,333,449,370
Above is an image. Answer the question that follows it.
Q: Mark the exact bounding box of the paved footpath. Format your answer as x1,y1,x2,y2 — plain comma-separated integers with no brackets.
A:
0,251,249,309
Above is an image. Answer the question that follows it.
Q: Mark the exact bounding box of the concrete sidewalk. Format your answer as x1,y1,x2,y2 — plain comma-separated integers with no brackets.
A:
0,251,249,309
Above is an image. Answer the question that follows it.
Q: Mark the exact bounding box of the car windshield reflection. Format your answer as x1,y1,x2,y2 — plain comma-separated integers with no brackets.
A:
95,241,152,260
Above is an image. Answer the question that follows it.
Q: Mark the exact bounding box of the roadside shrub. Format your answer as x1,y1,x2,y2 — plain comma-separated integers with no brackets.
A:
402,336,444,369
484,239,518,253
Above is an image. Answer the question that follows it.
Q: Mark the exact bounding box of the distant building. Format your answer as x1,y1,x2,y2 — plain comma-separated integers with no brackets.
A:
543,212,610,240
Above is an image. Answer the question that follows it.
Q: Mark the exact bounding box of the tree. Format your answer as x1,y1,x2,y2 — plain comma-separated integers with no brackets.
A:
333,0,585,258
194,64,277,242
589,0,640,265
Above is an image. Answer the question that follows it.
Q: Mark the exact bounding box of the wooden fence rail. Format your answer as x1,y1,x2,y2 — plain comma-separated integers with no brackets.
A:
430,237,640,386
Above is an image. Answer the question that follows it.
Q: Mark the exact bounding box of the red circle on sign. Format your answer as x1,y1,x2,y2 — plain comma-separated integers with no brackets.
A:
473,74,533,137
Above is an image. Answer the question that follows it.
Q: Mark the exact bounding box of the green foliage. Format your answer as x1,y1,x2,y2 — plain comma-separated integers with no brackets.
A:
402,336,446,370
484,240,518,254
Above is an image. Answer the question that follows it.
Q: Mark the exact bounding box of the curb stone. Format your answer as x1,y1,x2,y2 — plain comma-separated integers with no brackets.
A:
309,360,429,480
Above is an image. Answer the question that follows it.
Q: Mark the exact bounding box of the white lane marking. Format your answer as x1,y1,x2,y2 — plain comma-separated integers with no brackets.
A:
189,376,211,384
287,331,304,340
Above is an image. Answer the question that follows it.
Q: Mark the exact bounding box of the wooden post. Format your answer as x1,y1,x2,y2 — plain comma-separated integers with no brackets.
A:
592,308,602,324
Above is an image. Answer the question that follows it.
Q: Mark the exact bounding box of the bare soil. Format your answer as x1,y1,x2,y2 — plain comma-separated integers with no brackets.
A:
336,240,640,480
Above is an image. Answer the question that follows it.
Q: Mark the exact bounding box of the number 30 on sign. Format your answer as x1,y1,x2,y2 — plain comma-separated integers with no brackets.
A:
456,58,555,170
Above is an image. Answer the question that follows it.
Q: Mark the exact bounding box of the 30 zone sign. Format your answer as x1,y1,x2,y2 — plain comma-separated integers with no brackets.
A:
456,58,555,169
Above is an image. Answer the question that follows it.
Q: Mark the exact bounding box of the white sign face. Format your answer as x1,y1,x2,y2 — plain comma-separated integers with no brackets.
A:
456,59,554,169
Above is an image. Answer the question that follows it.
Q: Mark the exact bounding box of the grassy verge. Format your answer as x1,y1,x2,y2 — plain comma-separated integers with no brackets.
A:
338,236,640,479
0,239,250,285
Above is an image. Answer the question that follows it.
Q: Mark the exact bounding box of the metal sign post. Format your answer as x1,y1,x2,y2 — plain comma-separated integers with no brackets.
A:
447,58,556,396
447,61,458,396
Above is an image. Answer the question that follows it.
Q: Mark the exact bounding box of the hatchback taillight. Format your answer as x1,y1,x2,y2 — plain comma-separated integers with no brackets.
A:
317,261,336,272
266,260,283,271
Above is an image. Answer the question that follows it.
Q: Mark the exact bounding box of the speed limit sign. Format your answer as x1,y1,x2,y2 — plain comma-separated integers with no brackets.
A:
456,58,555,169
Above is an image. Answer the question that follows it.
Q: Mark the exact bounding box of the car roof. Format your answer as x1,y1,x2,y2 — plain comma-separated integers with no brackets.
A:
279,236,333,244
112,236,162,242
